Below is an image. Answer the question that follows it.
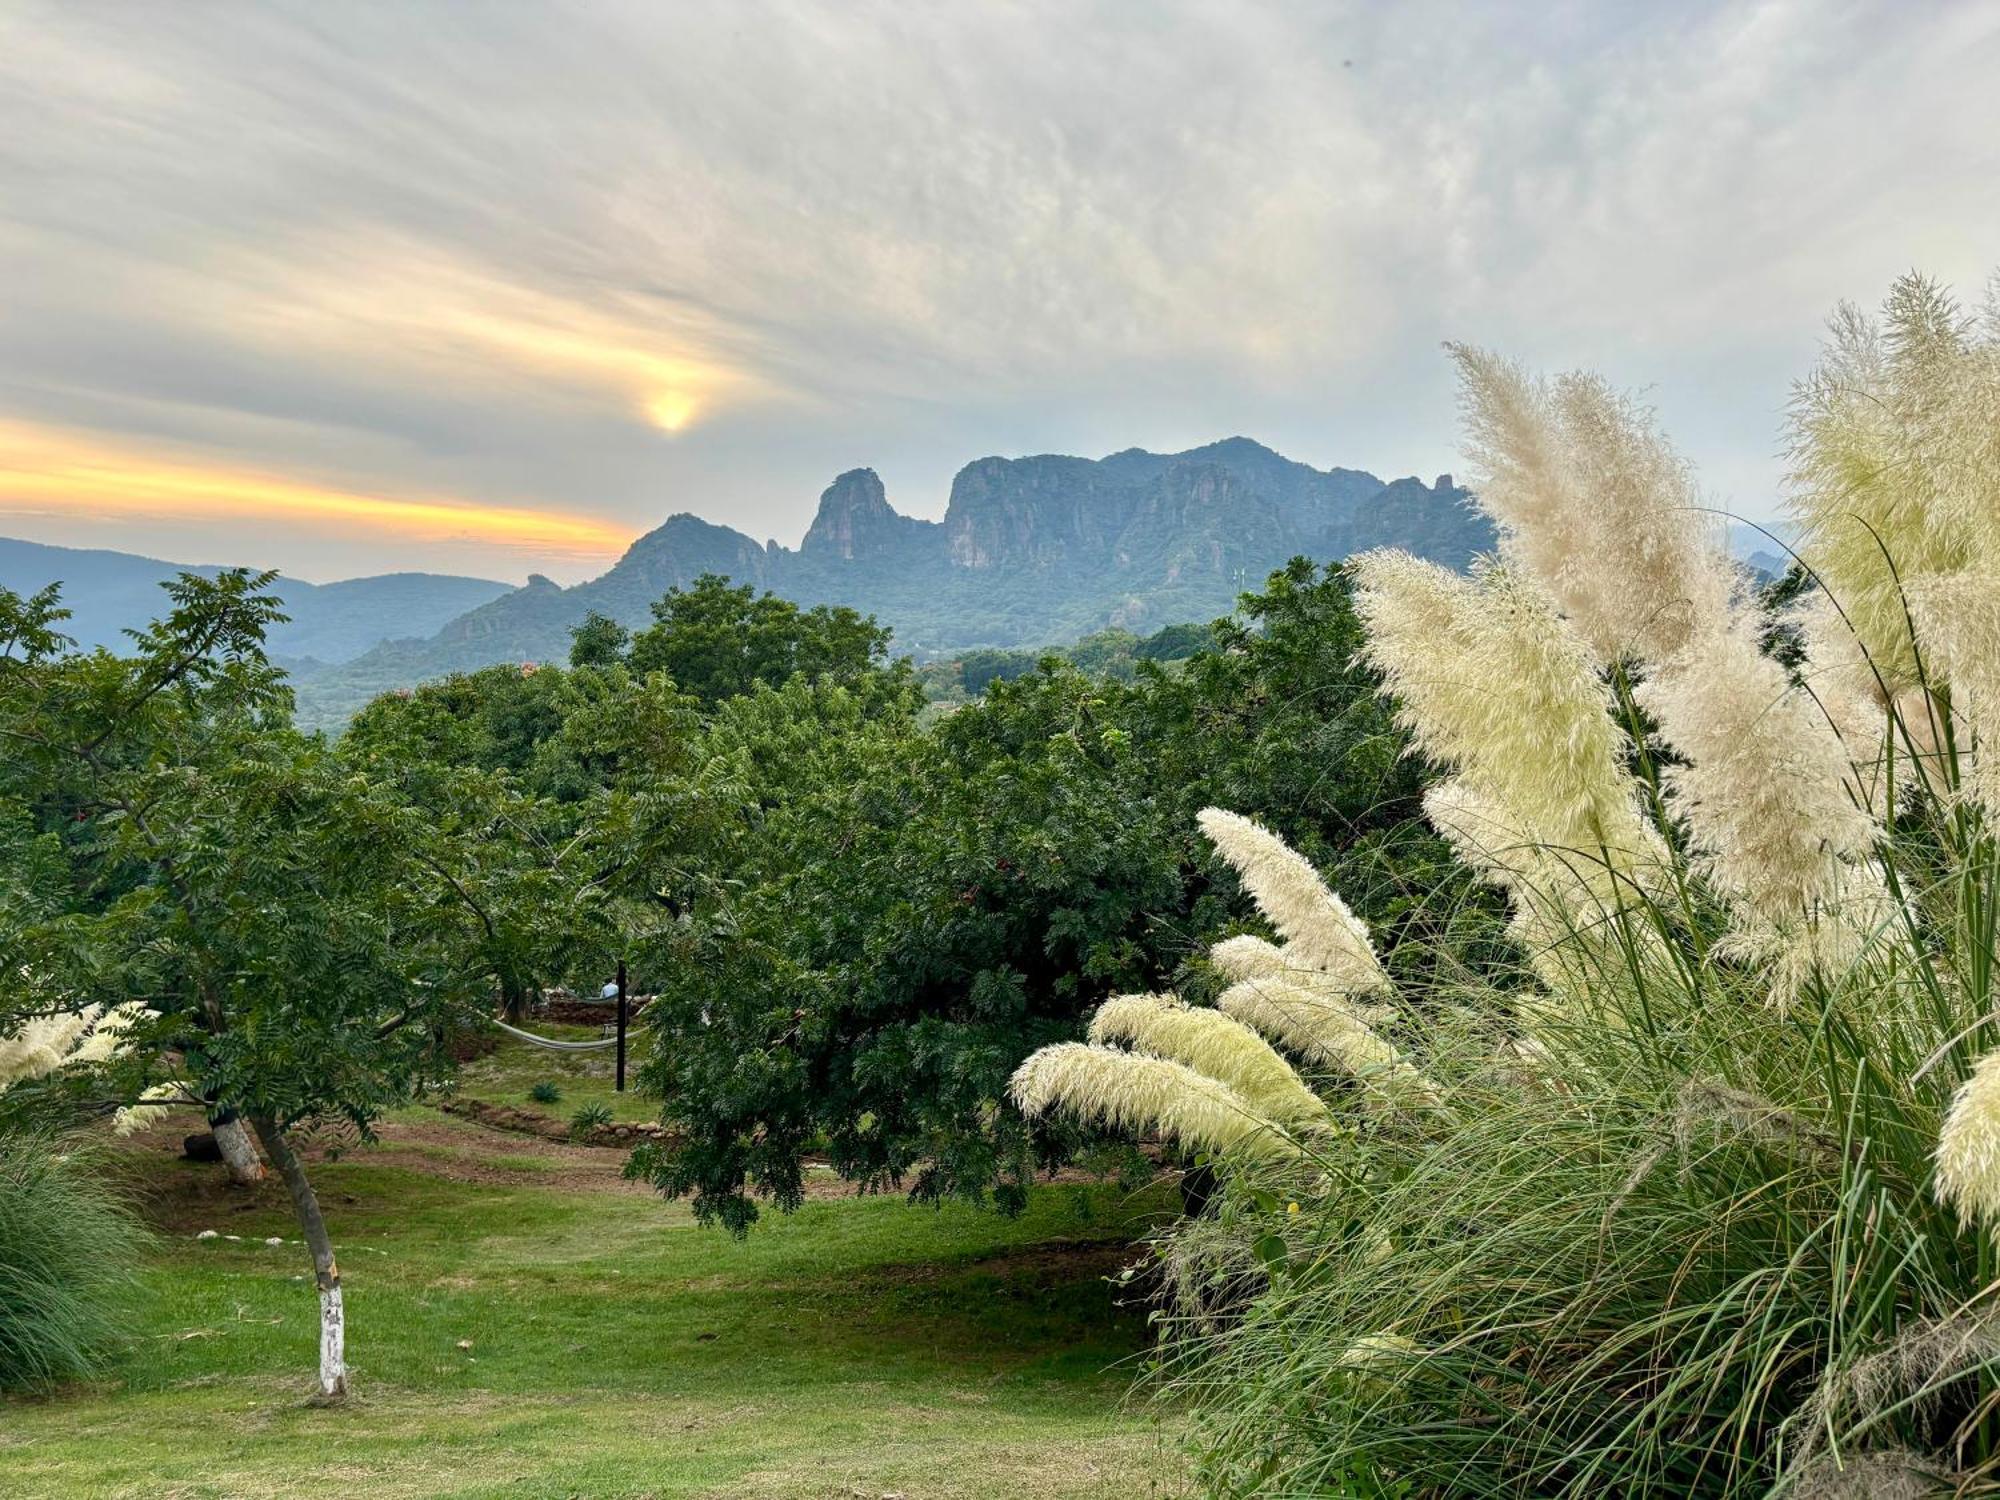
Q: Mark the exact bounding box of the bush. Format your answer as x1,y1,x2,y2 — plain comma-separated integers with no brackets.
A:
569,1103,613,1140
528,1080,562,1106
0,1132,148,1392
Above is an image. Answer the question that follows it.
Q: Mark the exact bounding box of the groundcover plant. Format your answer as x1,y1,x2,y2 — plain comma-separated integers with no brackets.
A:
1017,272,2000,1498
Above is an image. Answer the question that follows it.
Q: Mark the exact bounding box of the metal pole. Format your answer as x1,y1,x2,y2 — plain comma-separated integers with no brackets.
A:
615,959,628,1093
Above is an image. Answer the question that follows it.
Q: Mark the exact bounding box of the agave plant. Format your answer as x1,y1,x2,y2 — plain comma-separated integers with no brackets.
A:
1145,273,2000,1498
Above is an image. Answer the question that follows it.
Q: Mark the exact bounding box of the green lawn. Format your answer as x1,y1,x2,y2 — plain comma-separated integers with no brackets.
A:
449,1023,663,1126
1,1110,1186,1499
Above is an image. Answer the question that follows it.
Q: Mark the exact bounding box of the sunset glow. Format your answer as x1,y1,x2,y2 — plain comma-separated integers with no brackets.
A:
252,241,751,440
0,421,633,565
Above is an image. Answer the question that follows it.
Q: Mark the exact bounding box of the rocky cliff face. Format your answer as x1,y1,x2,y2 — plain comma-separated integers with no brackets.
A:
800,469,939,562
942,454,1141,570
297,436,1495,723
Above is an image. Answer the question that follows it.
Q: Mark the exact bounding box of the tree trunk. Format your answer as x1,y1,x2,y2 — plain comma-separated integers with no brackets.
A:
500,974,530,1025
1178,1160,1219,1218
209,1108,266,1185
249,1114,346,1401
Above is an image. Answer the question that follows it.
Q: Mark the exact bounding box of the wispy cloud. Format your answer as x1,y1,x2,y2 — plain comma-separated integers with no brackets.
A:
1,1,1996,581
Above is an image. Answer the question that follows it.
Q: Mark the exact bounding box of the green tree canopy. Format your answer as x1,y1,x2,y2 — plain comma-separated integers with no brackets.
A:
626,574,895,707
627,560,1500,1231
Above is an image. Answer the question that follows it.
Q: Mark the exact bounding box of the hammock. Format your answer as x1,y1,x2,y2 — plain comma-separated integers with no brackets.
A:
490,1017,620,1052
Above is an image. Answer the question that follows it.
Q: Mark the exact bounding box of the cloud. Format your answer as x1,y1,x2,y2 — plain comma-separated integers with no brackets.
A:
0,0,1996,579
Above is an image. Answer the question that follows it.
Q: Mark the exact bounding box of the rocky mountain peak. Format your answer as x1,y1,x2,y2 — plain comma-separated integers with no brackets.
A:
801,469,927,561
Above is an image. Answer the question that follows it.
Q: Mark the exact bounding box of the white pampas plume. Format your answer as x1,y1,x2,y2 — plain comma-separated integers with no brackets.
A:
1215,979,1392,1072
1937,1045,2000,1230
62,1002,148,1066
1196,809,1389,994
1450,344,1737,666
1791,591,1909,805
1208,935,1396,1027
113,1081,190,1138
1087,993,1327,1128
1787,277,1981,687
1638,607,1886,940
1217,980,1437,1111
1008,1042,1298,1160
1354,552,1661,903
1209,934,1291,984
0,1001,151,1089
1422,778,1542,899
1907,571,2000,812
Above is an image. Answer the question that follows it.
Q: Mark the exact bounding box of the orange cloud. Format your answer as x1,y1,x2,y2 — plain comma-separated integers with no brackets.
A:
0,420,633,563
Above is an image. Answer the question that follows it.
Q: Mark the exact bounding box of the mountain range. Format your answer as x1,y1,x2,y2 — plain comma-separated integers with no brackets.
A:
4,437,1495,728
0,536,511,667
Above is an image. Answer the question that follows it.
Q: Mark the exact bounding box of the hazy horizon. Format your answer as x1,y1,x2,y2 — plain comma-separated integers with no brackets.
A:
4,2,1997,585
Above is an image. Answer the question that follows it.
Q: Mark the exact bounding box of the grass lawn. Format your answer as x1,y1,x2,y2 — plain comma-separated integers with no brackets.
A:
1,1099,1186,1499
451,1023,663,1126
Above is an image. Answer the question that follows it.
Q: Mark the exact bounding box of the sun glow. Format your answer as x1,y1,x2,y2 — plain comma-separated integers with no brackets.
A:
0,420,633,562
644,390,700,432
246,239,757,437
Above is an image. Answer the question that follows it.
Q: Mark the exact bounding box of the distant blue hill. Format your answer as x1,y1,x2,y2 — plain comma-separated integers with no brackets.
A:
0,536,511,665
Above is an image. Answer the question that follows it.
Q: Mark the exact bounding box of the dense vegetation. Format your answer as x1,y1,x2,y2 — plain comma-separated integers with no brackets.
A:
1002,274,2000,1497
13,270,1998,1500
344,566,1494,1231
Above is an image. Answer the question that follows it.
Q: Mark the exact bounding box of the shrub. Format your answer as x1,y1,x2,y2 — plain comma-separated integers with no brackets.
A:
0,1132,148,1392
528,1081,562,1106
1125,274,2000,1496
569,1103,613,1140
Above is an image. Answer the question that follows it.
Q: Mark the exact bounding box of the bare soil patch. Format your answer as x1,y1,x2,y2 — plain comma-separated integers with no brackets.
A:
108,1107,654,1228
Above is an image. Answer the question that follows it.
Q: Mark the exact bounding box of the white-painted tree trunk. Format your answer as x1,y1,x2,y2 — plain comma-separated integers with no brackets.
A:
211,1114,266,1185
319,1283,346,1399
249,1114,348,1400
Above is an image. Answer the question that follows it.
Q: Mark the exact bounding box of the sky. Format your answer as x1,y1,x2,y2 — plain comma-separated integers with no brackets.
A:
1,1,1996,585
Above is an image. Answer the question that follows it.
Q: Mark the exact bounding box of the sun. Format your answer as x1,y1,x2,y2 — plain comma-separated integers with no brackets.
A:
644,390,699,433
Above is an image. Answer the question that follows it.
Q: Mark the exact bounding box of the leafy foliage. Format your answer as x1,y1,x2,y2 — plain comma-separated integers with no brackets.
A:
625,574,895,709
0,569,615,1392
626,559,1497,1231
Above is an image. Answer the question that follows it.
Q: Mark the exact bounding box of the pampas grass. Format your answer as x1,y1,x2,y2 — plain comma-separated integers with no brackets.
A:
1150,271,2000,1499
1197,810,1390,993
1352,553,1661,910
1086,993,1329,1128
0,1132,147,1392
1008,1042,1301,1161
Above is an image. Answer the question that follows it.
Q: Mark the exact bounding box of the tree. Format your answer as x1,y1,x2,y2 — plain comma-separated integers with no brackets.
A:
567,610,630,669
628,561,1497,1231
625,573,895,707
0,572,526,1398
